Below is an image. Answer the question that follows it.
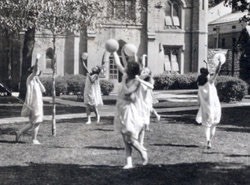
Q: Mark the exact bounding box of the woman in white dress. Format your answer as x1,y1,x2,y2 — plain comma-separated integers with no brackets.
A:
82,61,103,125
16,55,46,144
112,48,152,169
196,61,222,149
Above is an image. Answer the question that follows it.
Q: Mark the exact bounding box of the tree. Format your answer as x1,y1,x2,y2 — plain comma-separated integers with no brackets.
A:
0,0,38,91
36,0,104,136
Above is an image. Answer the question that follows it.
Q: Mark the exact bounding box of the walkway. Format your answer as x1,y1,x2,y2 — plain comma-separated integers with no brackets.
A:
0,90,250,124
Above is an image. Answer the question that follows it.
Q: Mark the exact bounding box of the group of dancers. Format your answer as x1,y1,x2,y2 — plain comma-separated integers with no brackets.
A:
15,40,223,169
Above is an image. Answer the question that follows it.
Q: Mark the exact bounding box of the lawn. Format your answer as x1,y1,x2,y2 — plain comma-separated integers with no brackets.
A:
0,106,249,185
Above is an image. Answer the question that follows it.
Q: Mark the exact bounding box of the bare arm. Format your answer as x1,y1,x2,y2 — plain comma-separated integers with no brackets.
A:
121,47,128,69
209,61,222,83
123,80,140,94
82,60,89,73
113,52,125,74
35,76,46,93
136,75,154,89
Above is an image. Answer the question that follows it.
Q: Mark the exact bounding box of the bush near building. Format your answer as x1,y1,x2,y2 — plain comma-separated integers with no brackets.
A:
153,73,248,102
40,75,114,96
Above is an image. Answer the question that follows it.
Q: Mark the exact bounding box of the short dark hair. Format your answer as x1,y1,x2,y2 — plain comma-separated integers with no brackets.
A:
200,68,209,76
126,62,140,78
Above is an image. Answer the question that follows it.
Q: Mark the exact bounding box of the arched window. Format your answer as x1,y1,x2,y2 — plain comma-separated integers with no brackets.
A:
164,1,181,28
46,48,54,69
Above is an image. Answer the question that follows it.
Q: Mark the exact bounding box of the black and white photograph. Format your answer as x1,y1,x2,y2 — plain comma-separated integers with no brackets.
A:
0,0,249,184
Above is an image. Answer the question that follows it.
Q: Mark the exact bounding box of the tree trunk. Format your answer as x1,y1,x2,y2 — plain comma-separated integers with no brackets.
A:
19,27,36,100
52,34,56,136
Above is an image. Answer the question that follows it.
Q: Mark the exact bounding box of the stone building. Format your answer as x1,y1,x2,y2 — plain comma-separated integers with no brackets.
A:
0,0,208,91
208,2,248,77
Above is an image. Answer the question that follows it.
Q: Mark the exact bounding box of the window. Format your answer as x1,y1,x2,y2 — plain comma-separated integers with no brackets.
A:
109,55,118,79
46,48,54,69
213,27,217,31
107,0,136,20
232,25,236,29
163,46,180,73
164,1,181,29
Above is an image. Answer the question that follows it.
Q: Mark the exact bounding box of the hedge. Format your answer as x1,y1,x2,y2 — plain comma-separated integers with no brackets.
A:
153,73,198,90
216,76,248,102
40,75,114,96
100,80,114,95
153,73,248,102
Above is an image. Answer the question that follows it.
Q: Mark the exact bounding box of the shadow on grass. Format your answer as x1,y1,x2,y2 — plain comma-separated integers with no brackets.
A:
85,146,124,151
92,128,114,132
0,162,249,185
151,143,200,148
218,127,250,133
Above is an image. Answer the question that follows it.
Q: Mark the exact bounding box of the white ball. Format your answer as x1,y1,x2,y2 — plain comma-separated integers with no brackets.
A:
105,39,119,53
213,53,226,66
123,44,137,57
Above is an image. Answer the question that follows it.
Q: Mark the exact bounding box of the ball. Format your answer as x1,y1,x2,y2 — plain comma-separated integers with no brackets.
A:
123,43,137,57
105,39,119,53
213,53,226,66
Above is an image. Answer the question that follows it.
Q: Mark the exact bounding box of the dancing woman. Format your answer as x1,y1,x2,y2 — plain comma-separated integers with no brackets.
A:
16,55,46,144
112,48,152,169
82,56,103,125
196,60,222,149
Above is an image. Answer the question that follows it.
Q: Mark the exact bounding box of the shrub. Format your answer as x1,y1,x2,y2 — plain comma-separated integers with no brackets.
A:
64,74,85,95
100,80,114,95
216,76,248,102
40,76,67,96
153,73,198,90
40,76,52,96
154,74,174,90
153,73,248,102
55,76,68,96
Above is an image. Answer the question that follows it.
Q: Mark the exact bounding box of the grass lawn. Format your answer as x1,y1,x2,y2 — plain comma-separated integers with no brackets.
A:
0,106,249,185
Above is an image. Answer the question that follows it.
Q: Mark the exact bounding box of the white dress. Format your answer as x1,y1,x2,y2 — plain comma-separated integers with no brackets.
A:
84,74,103,106
21,75,45,123
196,81,221,127
137,84,152,126
114,75,144,139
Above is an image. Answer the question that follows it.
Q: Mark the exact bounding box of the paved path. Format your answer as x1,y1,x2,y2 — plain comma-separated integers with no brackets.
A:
1,90,250,125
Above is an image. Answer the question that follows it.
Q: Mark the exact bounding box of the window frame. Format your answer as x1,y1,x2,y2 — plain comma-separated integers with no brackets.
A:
164,1,181,29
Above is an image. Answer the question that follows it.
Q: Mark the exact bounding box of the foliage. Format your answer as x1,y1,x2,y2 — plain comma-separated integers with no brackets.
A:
224,0,250,22
154,73,247,102
64,74,86,95
100,80,114,95
216,76,248,102
40,76,67,96
153,73,198,90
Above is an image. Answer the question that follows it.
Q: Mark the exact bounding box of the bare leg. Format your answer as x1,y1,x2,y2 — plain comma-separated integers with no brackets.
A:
139,128,145,146
32,123,41,144
93,106,100,123
16,123,33,142
122,134,133,169
130,137,148,165
210,125,217,140
86,105,92,124
151,109,160,122
205,126,211,149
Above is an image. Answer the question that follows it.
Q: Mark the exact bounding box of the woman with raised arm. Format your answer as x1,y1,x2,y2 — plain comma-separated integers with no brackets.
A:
112,47,152,169
196,60,222,149
82,54,103,124
16,54,46,144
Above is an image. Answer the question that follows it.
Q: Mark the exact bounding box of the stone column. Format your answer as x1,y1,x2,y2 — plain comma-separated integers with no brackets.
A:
73,33,80,74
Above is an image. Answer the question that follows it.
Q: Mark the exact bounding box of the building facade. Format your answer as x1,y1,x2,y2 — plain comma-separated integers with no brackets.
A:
0,0,208,91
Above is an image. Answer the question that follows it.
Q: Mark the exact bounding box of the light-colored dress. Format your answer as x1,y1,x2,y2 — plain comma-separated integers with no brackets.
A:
137,84,152,126
196,81,221,127
84,74,103,106
114,75,144,139
21,74,45,123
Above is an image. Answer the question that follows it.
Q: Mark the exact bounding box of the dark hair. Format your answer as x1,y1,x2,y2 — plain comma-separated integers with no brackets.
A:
200,68,209,76
126,62,140,79
197,68,209,86
90,66,102,75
